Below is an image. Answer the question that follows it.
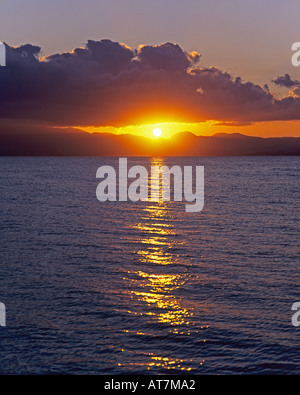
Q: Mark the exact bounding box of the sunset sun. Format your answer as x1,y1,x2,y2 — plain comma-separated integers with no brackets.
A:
153,128,162,137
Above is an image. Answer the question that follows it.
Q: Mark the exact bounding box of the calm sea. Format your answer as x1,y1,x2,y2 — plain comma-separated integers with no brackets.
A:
0,156,299,375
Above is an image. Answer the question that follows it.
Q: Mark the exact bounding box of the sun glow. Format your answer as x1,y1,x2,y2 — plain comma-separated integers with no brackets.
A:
79,122,209,139
153,128,162,137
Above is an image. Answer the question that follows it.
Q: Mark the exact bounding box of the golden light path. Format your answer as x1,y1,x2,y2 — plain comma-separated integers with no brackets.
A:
119,158,207,372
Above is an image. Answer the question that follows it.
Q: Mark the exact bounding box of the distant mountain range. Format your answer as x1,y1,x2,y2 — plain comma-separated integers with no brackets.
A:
1,128,300,156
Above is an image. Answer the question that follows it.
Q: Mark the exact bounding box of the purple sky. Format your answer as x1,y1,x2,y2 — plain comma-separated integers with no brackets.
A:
0,0,299,86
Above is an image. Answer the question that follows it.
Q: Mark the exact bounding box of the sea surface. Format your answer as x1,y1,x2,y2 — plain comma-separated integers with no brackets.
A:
0,156,299,375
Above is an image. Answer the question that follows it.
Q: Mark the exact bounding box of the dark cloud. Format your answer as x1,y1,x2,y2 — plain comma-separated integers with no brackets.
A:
136,42,199,71
272,73,300,88
0,39,300,127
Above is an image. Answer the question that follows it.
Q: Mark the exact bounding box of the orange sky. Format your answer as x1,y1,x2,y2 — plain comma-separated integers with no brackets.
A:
2,40,300,140
81,120,300,139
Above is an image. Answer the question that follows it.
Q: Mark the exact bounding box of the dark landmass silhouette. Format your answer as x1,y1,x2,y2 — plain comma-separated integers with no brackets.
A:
1,127,300,156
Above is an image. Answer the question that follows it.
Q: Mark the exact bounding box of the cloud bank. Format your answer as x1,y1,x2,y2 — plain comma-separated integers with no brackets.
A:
1,39,300,127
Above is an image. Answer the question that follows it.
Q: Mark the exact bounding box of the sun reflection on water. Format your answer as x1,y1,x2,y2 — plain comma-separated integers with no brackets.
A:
117,351,205,372
120,158,206,372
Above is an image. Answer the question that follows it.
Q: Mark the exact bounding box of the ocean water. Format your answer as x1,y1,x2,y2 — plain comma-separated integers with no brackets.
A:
0,156,299,375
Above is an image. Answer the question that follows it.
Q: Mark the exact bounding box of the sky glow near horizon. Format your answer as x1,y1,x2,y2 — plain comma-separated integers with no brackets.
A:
1,0,300,137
